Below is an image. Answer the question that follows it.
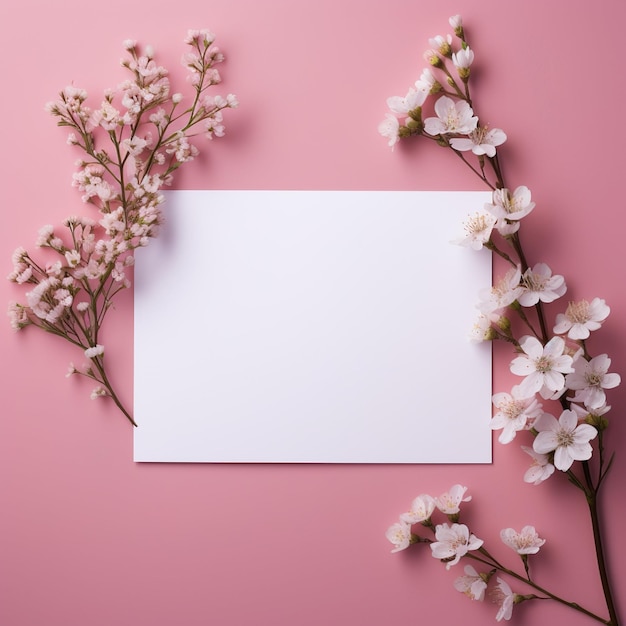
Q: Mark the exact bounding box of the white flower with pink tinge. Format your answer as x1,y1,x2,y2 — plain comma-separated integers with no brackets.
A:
533,410,598,471
453,211,497,250
500,526,545,555
518,263,566,307
486,186,535,235
477,266,522,318
521,445,555,485
490,385,543,444
454,564,487,601
424,95,478,135
378,114,400,148
566,354,621,410
509,335,573,399
450,126,507,157
493,578,516,621
385,521,412,553
400,494,436,524
430,523,483,569
387,87,428,115
554,298,610,340
435,484,472,515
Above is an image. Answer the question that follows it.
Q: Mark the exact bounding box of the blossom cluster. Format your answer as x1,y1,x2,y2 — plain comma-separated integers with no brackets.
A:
7,30,237,424
379,14,620,483
381,15,620,626
386,485,545,622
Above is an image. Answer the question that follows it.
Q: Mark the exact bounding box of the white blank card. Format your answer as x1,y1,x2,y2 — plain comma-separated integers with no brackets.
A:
133,190,492,463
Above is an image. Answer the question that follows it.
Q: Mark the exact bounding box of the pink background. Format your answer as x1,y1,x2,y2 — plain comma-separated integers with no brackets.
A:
1,1,625,624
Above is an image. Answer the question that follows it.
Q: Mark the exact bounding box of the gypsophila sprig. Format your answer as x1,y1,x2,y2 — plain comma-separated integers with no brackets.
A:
381,14,620,625
8,30,238,426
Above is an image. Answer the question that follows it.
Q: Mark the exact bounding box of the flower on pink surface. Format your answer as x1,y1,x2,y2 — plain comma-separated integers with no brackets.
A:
509,335,574,399
424,96,478,136
415,68,439,94
449,14,464,36
486,186,535,235
431,523,483,569
521,445,555,485
452,46,474,70
400,494,436,524
493,578,516,621
518,263,566,307
8,31,237,426
490,386,543,444
450,126,507,157
385,521,412,553
533,410,598,471
454,565,487,601
500,526,545,555
566,354,621,410
435,484,471,515
428,34,453,57
554,298,610,340
84,345,105,359
378,113,400,148
387,87,428,116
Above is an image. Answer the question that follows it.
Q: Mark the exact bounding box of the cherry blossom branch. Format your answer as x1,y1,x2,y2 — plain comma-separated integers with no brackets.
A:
380,14,621,625
386,487,611,623
7,29,238,425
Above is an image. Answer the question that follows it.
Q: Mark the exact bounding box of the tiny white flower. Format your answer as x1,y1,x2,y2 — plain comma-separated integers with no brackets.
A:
450,126,507,158
521,445,555,485
493,577,515,621
449,15,463,30
468,313,493,343
385,521,412,553
435,484,471,515
500,526,545,555
453,564,487,601
490,385,543,444
430,523,483,569
90,386,108,400
477,266,522,317
424,95,478,136
378,113,400,148
566,354,621,409
452,47,474,80
509,336,574,399
518,263,566,307
387,87,428,115
553,298,610,340
486,186,535,234
400,494,436,524
84,344,105,359
453,211,497,250
415,68,437,93
533,410,598,471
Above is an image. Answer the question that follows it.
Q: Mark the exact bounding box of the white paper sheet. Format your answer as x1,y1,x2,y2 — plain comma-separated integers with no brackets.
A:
133,190,492,463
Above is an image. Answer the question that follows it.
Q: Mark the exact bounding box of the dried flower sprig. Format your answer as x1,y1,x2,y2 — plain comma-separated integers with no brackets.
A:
8,29,238,426
381,15,620,626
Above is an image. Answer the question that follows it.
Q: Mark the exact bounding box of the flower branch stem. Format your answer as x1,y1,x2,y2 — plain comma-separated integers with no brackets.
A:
90,356,136,426
466,552,611,624
583,462,620,626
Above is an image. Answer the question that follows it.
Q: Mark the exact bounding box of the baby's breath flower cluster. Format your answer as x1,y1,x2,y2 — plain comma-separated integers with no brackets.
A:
8,29,237,425
382,15,620,626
